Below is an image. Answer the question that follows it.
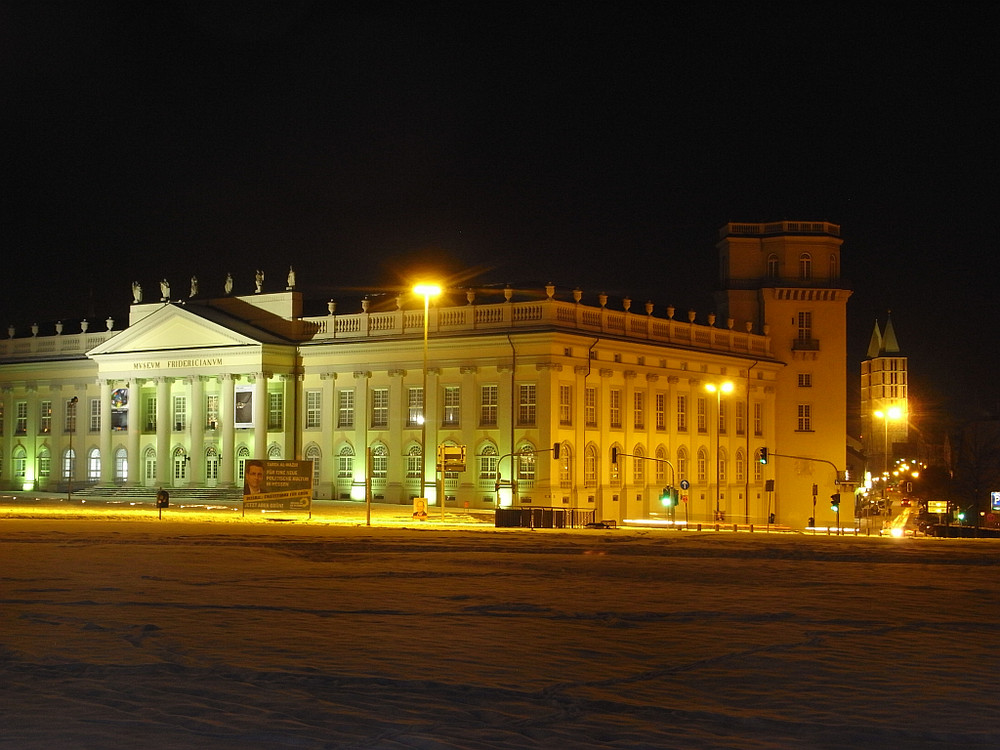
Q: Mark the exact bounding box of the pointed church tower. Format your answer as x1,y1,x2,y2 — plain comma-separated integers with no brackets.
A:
861,313,909,482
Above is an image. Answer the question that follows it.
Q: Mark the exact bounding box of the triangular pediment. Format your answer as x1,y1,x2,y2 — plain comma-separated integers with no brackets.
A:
88,303,272,357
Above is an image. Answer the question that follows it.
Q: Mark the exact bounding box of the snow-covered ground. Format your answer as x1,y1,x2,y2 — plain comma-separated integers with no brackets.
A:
2,497,999,749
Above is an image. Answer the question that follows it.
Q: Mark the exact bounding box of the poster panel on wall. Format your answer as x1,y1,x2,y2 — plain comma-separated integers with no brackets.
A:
234,384,254,427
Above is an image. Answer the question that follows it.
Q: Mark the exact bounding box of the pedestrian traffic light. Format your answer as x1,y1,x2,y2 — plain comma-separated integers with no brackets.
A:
759,447,768,464
830,493,841,512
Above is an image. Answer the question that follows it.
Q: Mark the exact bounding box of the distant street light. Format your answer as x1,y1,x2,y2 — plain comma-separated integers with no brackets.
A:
67,396,78,501
873,406,903,520
705,381,734,522
414,283,441,510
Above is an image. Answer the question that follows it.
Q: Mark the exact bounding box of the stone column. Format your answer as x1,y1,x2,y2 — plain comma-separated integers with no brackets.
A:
155,377,171,487
188,375,205,486
99,379,113,484
252,372,268,458
126,380,141,485
219,374,235,486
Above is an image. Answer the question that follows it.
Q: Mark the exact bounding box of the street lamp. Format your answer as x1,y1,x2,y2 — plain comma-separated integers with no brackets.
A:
705,381,733,522
414,283,441,508
67,396,78,501
873,406,903,520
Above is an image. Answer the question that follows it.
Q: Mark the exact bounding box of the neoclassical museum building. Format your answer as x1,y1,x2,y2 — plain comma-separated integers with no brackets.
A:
0,221,851,528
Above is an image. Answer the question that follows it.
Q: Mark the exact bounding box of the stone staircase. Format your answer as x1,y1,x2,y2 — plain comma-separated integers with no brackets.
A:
69,484,245,504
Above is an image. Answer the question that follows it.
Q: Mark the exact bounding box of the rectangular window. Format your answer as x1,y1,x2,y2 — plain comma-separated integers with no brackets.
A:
584,387,597,427
676,395,687,432
206,394,220,430
655,393,666,430
39,400,52,434
736,402,746,435
90,398,101,432
697,397,707,433
480,385,497,427
797,403,812,432
407,387,423,427
559,384,572,426
609,388,622,429
65,399,77,433
172,395,186,431
443,386,460,426
633,391,645,430
268,391,283,430
305,390,322,429
719,401,727,435
798,373,812,387
371,388,389,428
517,384,536,426
797,311,812,341
338,389,355,429
753,402,763,436
144,395,156,432
15,401,27,434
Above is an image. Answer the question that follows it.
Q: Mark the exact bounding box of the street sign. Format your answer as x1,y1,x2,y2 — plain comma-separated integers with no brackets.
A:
680,479,690,490
928,500,948,514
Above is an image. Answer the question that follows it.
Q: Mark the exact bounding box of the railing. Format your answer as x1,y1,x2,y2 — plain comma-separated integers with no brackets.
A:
719,220,840,238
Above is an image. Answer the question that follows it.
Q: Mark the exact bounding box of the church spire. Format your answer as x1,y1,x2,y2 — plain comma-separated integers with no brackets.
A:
881,311,900,354
866,318,883,359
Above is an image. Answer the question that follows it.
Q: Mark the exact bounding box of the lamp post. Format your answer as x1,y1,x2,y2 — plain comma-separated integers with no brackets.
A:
413,283,441,509
67,396,78,501
705,381,733,522
873,406,902,520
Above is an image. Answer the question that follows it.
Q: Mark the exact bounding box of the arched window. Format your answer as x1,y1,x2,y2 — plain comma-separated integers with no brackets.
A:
172,447,186,482
88,448,101,482
655,445,667,484
766,254,780,279
237,445,250,483
304,444,321,490
718,447,727,483
584,444,598,488
267,443,282,460
143,447,156,485
371,443,388,478
338,445,355,478
735,449,745,484
798,253,812,280
676,446,688,483
114,447,127,483
558,443,572,488
610,445,621,487
38,447,51,479
478,443,498,486
829,253,839,279
697,447,708,483
632,445,645,484
64,448,77,481
406,444,421,478
13,446,27,480
517,442,536,485
205,446,219,482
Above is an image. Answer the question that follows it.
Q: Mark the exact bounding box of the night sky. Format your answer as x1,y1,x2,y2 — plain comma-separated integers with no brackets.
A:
2,3,997,424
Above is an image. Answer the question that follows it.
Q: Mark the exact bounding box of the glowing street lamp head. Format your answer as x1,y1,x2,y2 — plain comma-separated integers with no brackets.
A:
413,283,441,299
705,381,734,394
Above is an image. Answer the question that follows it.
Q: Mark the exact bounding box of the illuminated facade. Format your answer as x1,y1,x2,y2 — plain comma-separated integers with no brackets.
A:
861,316,909,478
0,221,851,528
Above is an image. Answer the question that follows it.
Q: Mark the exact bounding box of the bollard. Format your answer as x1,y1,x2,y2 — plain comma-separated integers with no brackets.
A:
697,523,702,531
733,523,738,533
749,524,754,533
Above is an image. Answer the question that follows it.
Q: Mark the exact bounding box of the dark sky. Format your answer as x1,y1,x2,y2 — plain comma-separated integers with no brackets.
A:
2,2,997,423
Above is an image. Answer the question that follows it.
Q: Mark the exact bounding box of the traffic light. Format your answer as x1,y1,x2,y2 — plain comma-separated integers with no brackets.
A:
553,442,561,459
830,493,841,512
660,486,676,508
759,447,768,464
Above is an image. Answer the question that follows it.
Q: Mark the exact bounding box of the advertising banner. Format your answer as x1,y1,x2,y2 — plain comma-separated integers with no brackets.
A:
235,384,254,427
243,459,313,512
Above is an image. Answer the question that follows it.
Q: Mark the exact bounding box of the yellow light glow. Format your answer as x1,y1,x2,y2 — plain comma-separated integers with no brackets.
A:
705,381,734,394
413,283,441,298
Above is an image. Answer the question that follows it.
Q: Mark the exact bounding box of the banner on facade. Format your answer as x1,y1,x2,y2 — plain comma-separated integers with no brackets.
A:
235,384,254,427
242,459,313,512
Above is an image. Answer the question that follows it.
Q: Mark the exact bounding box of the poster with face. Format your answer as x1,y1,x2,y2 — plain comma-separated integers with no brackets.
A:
242,459,314,512
235,384,254,427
